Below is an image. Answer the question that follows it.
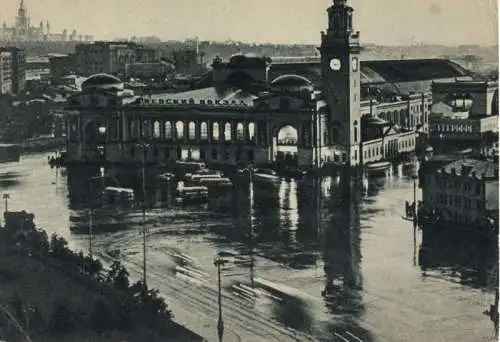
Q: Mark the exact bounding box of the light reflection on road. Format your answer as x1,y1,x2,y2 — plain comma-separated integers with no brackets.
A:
0,153,497,342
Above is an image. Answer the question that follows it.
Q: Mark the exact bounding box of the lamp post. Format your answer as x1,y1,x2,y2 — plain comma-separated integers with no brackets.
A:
214,256,228,342
247,166,255,288
2,193,9,213
137,142,150,288
412,156,419,231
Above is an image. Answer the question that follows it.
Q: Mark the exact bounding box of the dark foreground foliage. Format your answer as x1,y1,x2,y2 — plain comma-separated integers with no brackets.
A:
0,211,200,341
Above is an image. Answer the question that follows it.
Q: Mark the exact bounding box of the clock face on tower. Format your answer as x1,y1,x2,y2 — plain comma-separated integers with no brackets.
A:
330,58,341,71
352,57,359,72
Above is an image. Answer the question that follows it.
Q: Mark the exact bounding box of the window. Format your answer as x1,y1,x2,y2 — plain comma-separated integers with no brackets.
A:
164,148,170,159
475,184,481,195
130,146,135,158
142,119,151,139
212,148,218,160
248,150,254,162
164,121,172,140
200,122,208,140
188,122,196,140
153,121,161,139
129,119,137,139
247,122,256,142
353,121,358,143
175,121,184,140
153,147,159,157
224,122,232,141
236,123,244,140
200,149,205,160
354,150,357,161
212,122,219,141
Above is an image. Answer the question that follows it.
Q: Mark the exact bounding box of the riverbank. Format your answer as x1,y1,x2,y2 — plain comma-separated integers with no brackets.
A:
0,210,205,342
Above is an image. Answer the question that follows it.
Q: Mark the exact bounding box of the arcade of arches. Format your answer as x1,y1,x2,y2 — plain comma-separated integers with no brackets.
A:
75,114,321,166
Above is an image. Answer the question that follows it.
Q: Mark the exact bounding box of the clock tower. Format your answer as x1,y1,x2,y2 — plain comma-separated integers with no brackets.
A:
319,0,361,167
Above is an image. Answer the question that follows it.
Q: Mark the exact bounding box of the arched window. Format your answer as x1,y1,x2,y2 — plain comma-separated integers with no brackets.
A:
188,122,196,140
200,122,208,140
236,123,244,140
129,119,137,139
153,121,161,139
175,121,184,140
212,122,219,141
224,122,232,141
248,122,255,141
142,119,151,139
164,121,172,140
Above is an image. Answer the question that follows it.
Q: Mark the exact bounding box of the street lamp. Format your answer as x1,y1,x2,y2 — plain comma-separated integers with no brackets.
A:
2,193,9,213
98,126,107,135
136,142,150,288
214,256,228,342
246,166,255,288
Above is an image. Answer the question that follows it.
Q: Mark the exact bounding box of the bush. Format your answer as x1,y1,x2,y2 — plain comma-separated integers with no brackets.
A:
88,299,116,335
106,261,130,291
49,303,76,337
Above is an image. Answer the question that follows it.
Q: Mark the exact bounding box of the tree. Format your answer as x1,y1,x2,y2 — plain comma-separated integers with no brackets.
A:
105,261,130,291
88,299,116,335
49,303,75,337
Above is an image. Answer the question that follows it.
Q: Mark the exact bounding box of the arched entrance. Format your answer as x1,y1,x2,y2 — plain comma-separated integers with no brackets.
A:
274,125,299,167
84,120,107,160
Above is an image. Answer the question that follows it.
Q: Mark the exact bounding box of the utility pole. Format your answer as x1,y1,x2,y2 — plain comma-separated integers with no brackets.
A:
2,193,9,213
248,167,255,288
138,142,149,288
214,257,227,342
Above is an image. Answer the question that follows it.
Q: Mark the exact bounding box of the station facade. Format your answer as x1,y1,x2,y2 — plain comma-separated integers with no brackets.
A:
64,0,473,169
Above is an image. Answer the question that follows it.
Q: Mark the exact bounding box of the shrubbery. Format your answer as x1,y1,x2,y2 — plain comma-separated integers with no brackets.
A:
1,211,174,339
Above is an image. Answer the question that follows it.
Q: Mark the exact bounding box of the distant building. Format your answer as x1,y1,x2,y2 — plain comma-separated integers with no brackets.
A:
25,56,50,82
0,50,12,94
0,0,93,42
49,53,75,85
172,49,201,74
429,80,499,153
0,47,25,94
420,157,498,226
75,42,158,77
125,62,173,79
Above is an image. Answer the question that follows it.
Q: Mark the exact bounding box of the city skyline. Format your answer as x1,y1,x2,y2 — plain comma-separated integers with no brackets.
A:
1,0,498,46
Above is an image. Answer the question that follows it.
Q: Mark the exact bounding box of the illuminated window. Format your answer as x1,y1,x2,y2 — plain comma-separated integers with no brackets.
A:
200,122,208,140
248,122,255,141
188,122,196,140
153,121,161,139
224,122,232,141
212,122,219,141
175,121,184,140
236,123,244,140
164,121,172,139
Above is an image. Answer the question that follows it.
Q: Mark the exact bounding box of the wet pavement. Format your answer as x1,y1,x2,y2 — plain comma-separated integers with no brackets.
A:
0,153,497,342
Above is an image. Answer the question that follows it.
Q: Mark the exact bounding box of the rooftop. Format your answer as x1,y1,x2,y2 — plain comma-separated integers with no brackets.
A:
141,86,257,107
439,158,498,180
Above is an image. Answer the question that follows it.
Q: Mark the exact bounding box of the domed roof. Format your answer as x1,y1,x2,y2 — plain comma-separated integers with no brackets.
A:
271,74,312,86
82,73,123,90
